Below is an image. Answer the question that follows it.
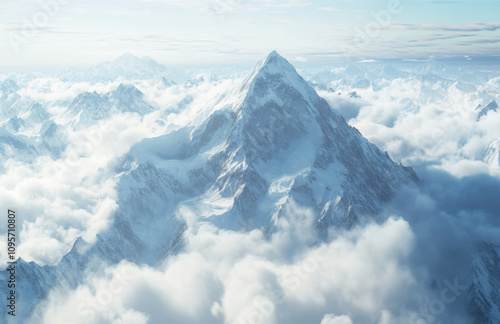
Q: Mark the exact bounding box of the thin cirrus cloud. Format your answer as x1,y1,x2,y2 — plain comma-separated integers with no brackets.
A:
459,38,500,45
385,22,500,32
139,0,312,13
1,1,500,69
318,6,366,12
318,7,344,11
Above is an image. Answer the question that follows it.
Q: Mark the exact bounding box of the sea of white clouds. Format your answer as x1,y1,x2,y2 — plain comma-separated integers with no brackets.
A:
34,209,422,324
318,74,500,177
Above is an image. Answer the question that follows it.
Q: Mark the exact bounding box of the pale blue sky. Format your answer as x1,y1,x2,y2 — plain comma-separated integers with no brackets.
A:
1,0,499,70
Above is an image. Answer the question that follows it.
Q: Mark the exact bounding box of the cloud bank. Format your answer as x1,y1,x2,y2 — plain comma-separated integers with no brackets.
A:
32,205,427,324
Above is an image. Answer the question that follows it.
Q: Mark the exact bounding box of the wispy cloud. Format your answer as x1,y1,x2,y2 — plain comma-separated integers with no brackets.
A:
387,22,500,32
318,7,344,12
430,0,462,3
318,6,366,12
139,0,311,14
459,38,500,45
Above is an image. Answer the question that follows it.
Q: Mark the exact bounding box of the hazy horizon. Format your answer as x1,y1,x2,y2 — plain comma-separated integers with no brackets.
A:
1,0,500,70
2,51,500,74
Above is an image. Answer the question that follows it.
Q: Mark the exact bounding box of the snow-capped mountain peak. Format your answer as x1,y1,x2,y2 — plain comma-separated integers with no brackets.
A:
120,51,419,235
0,78,20,94
416,59,446,75
237,51,319,117
58,53,189,83
244,51,310,90
63,84,155,126
110,52,163,74
477,100,498,120
112,52,144,65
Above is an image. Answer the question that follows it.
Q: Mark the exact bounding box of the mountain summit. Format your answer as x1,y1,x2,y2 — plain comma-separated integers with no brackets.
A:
118,50,419,239
62,50,420,268
477,100,498,120
59,53,189,83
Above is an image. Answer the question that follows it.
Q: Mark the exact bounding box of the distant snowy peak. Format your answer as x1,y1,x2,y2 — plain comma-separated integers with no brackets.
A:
66,91,109,123
0,95,51,128
108,84,155,114
103,53,171,79
65,84,155,126
161,76,177,87
111,52,159,69
18,103,51,124
60,53,189,83
477,100,498,120
415,59,446,76
0,78,20,94
113,83,144,97
0,127,43,164
377,66,409,80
